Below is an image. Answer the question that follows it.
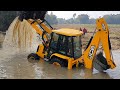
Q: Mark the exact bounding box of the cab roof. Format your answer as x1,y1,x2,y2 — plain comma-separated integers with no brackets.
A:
52,28,83,36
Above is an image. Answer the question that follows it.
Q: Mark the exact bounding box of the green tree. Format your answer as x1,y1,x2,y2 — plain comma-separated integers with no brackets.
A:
89,18,95,24
0,11,18,32
73,13,76,19
103,14,120,24
45,12,58,25
57,18,66,24
66,18,74,24
76,14,89,24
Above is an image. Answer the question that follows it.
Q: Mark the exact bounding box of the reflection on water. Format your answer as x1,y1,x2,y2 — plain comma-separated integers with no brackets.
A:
105,50,120,79
0,43,2,48
0,49,119,79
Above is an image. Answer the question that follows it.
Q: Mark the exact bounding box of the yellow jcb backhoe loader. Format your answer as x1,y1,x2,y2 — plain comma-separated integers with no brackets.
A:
18,11,116,72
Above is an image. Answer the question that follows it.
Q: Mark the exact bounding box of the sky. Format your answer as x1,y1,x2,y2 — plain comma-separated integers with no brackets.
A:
48,11,120,19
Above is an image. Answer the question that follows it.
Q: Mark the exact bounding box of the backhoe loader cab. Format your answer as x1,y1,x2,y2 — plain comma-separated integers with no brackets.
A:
45,28,84,67
47,28,83,59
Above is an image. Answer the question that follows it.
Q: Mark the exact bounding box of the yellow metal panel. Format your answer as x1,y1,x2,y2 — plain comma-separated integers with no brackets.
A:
100,31,116,69
83,31,100,69
50,53,77,69
36,44,45,58
50,53,71,60
52,28,83,36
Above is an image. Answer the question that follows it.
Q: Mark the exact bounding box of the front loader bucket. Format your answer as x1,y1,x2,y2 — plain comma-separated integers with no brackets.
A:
18,11,47,21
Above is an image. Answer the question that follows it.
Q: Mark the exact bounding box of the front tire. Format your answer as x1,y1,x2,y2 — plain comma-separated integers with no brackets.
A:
50,57,67,67
27,53,40,60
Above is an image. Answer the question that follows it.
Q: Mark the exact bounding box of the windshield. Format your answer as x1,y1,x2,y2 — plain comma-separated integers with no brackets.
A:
48,33,82,59
73,36,82,59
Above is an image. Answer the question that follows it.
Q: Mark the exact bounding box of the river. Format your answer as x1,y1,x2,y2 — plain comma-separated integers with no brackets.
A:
0,47,119,79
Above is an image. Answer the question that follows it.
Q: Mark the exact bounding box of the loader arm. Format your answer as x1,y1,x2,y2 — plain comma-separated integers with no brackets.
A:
18,11,52,43
81,18,116,69
18,11,53,58
26,19,52,41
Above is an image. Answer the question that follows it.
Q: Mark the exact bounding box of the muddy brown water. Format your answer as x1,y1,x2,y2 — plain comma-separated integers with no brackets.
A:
0,48,119,79
0,17,120,79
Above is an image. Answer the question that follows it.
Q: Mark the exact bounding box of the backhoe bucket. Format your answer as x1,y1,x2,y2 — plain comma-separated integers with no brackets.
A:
18,11,47,21
93,52,110,72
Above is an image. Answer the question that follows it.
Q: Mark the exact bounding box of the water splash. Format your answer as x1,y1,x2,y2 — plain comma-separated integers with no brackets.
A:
3,16,42,54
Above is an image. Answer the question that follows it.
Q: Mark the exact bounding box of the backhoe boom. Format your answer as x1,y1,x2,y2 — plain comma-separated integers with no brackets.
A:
80,18,116,69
